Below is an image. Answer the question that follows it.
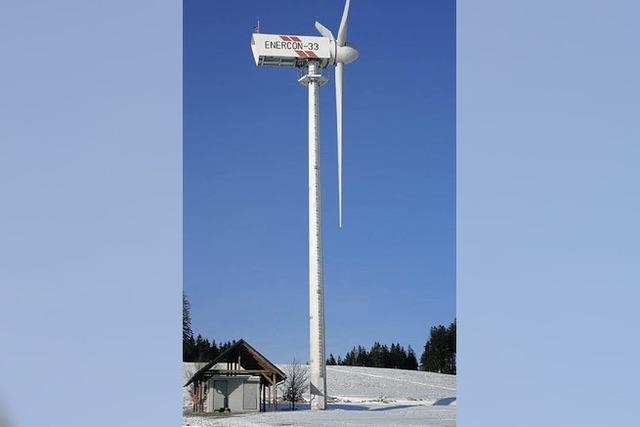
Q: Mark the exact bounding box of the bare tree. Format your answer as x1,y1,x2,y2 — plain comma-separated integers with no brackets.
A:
282,359,309,411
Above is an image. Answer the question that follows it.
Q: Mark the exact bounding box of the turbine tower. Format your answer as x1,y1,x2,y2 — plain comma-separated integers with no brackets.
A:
251,0,359,410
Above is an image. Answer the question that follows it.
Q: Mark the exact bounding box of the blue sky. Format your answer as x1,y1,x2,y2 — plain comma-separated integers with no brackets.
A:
184,0,455,363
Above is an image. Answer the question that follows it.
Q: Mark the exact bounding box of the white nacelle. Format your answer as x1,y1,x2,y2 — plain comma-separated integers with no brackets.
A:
251,33,332,68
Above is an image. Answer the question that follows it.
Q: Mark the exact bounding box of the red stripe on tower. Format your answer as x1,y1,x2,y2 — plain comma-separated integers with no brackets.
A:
294,50,307,58
290,36,302,42
305,51,318,58
280,35,291,41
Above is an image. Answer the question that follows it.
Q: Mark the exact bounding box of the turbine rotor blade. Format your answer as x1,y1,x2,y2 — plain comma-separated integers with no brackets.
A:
336,62,343,227
337,0,351,46
315,21,334,40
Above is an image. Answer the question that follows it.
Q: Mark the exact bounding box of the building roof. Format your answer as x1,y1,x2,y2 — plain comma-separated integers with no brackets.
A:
184,339,286,386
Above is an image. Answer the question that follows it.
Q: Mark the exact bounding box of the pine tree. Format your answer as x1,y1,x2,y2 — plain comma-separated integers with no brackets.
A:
420,320,456,374
447,320,456,374
370,342,385,368
186,335,196,361
389,343,405,369
183,293,194,361
194,334,207,362
343,347,356,365
405,345,418,370
355,345,369,366
207,339,220,361
381,344,390,368
326,354,337,365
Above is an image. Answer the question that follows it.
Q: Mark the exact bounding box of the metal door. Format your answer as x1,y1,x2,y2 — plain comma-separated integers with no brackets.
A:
243,381,258,410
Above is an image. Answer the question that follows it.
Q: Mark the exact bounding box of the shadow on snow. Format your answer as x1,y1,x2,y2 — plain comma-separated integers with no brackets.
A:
433,397,456,406
273,397,456,413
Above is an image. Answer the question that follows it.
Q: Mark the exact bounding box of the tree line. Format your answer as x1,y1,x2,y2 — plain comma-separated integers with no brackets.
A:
327,342,419,370
183,293,235,362
327,320,456,374
184,334,237,363
185,293,455,374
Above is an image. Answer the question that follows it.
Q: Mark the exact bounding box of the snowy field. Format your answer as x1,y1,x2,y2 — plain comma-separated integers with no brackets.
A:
183,363,456,426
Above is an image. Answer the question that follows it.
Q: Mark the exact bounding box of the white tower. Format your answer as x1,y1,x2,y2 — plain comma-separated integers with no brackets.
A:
250,0,358,410
299,62,328,408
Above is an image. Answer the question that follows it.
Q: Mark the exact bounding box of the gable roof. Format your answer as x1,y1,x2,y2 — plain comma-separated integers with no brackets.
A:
184,339,286,386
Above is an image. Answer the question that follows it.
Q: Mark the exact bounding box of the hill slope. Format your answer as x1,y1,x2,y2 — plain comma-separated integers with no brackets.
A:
183,363,455,426
323,365,455,403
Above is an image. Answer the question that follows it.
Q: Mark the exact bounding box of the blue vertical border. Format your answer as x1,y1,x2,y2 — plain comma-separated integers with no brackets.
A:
0,1,182,426
458,1,639,426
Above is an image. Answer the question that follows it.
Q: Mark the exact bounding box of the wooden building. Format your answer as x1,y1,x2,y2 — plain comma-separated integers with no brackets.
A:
185,339,286,413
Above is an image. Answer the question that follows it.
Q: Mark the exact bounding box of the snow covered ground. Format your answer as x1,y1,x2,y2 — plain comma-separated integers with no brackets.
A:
183,363,456,426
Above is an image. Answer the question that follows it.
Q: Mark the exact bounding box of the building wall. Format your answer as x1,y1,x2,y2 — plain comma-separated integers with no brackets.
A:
207,376,260,413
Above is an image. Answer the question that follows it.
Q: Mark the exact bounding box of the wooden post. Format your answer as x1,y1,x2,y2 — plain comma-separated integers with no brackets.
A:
194,382,199,412
203,381,207,412
271,374,277,411
192,382,196,412
269,383,273,411
268,383,272,411
197,381,201,412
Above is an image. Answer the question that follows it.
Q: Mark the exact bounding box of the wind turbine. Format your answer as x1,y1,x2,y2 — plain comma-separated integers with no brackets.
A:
251,0,359,410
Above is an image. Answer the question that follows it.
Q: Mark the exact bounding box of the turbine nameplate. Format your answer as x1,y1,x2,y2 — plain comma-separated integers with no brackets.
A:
251,34,331,68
